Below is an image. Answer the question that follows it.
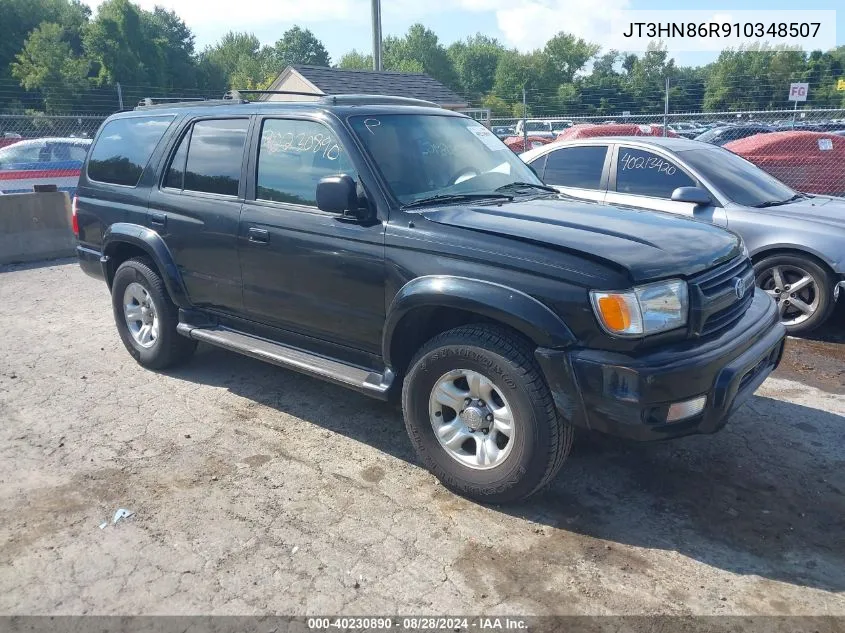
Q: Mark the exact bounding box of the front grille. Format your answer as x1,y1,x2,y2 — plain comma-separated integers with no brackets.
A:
689,256,756,337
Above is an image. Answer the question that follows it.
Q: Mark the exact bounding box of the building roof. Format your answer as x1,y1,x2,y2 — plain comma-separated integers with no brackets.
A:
269,65,468,108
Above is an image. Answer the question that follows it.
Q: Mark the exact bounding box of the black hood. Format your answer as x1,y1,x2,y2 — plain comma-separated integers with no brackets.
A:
421,197,741,283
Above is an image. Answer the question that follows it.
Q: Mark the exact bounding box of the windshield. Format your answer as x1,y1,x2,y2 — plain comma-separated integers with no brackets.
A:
680,147,797,207
525,121,550,132
348,114,543,205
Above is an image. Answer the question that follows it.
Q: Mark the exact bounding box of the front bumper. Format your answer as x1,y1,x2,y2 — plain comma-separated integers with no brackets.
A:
536,288,786,441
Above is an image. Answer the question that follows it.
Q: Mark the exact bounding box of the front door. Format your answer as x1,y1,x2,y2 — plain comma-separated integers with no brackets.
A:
238,116,386,354
605,146,727,227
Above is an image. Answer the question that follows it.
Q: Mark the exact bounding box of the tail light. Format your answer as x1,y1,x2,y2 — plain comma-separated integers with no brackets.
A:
71,195,79,237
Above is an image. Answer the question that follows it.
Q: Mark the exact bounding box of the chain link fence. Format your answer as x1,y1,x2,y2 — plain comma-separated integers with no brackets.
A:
2,75,845,196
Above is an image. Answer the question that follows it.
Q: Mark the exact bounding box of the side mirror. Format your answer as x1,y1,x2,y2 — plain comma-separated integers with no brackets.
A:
671,186,712,206
316,174,358,214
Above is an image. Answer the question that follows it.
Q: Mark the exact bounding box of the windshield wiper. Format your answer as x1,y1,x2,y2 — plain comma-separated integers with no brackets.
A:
495,181,559,194
754,193,806,208
402,193,513,209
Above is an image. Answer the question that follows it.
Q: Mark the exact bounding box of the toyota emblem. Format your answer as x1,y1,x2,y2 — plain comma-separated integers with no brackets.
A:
733,277,746,300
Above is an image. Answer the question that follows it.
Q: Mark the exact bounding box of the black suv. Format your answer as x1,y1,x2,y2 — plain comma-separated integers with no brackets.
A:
74,94,786,503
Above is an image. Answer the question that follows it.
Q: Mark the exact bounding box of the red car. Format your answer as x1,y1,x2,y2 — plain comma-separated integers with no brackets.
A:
724,131,845,196
556,123,679,141
503,135,551,153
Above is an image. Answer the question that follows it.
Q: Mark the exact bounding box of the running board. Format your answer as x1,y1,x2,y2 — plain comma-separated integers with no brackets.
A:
176,323,393,399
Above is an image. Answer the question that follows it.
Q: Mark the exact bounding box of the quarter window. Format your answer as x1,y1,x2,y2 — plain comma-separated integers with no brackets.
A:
88,116,174,186
615,148,695,198
256,119,353,207
542,146,608,190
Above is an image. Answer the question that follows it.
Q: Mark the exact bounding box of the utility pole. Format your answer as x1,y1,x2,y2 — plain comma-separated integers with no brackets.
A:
116,82,124,111
522,86,528,149
371,0,382,71
663,76,669,136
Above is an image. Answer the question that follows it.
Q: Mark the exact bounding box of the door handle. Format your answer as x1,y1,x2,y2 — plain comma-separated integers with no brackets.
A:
248,227,269,244
150,212,167,227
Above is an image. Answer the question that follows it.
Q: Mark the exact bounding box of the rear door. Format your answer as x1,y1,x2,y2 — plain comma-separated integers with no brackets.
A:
530,144,610,202
605,145,726,226
147,117,251,314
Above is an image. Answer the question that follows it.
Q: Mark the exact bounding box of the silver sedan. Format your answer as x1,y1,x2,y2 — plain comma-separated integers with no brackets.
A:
521,137,845,334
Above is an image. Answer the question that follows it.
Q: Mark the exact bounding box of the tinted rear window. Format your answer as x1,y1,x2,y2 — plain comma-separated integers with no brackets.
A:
87,115,174,186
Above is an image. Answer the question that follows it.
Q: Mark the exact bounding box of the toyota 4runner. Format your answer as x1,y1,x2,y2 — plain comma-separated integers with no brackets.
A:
74,93,786,503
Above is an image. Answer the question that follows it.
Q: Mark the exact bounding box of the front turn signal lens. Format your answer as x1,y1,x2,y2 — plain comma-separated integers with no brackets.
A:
597,294,632,332
590,290,643,336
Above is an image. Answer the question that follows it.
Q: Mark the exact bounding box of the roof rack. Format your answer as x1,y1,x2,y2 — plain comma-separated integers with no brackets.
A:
135,97,244,110
224,89,324,101
318,94,441,108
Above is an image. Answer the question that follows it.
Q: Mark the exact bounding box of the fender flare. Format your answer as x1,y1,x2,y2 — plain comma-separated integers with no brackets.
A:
102,223,190,308
382,275,575,367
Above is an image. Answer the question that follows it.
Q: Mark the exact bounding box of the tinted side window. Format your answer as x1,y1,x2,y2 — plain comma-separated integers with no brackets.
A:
256,119,353,206
528,153,547,180
543,146,608,189
88,116,174,186
616,148,695,198
163,130,189,190
184,119,248,196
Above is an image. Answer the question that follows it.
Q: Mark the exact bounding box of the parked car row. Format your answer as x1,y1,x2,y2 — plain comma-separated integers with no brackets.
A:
521,136,845,334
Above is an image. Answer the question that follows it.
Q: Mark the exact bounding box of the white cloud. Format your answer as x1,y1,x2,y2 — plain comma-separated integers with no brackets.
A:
80,0,630,52
81,0,371,33
493,0,631,52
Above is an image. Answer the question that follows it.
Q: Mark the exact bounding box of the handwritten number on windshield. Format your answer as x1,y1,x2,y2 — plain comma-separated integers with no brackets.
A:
620,152,676,176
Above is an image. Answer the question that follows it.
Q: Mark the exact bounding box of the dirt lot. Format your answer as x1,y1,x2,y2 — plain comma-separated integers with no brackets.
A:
0,260,843,616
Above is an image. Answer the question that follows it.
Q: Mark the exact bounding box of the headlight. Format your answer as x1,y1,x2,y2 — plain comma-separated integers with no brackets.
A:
590,279,689,337
740,239,750,260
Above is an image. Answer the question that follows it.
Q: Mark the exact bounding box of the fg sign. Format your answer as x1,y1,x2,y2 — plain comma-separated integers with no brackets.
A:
789,83,809,101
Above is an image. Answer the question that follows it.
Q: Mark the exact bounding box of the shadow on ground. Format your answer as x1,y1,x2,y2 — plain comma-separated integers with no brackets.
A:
166,342,845,594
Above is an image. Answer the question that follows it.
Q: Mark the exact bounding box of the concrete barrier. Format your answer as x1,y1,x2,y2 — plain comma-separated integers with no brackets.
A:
0,192,76,265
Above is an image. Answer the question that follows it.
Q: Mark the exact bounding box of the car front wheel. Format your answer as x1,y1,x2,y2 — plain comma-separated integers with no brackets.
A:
755,254,835,335
401,324,573,503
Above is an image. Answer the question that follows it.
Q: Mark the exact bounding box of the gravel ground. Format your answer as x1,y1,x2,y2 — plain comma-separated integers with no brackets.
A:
0,260,843,616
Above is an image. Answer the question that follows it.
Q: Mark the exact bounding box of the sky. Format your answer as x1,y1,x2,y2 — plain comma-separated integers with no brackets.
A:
79,0,843,68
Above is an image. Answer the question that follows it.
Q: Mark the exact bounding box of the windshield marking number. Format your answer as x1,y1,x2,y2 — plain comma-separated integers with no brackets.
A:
262,130,341,161
620,152,676,176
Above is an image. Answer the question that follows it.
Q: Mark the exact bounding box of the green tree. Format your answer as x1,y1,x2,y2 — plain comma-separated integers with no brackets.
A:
0,0,90,81
11,22,90,112
480,94,510,117
199,31,275,90
272,26,330,67
337,49,372,70
447,34,505,96
144,7,198,89
383,24,459,89
543,32,599,85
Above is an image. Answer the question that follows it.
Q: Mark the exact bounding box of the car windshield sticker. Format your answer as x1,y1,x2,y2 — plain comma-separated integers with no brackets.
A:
467,124,506,151
818,138,833,151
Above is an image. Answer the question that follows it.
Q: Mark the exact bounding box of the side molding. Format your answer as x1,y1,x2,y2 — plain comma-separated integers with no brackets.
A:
383,275,575,366
102,223,190,308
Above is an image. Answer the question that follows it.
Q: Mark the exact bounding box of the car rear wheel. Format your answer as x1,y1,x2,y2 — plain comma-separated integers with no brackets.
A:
754,254,835,335
111,257,197,369
401,324,573,503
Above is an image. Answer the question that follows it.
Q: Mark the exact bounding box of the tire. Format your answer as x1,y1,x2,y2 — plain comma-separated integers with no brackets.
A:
401,324,573,504
754,253,835,335
111,257,196,369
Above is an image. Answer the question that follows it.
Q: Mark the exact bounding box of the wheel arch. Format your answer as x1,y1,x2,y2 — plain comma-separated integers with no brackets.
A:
102,223,190,308
383,276,575,376
750,245,838,280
